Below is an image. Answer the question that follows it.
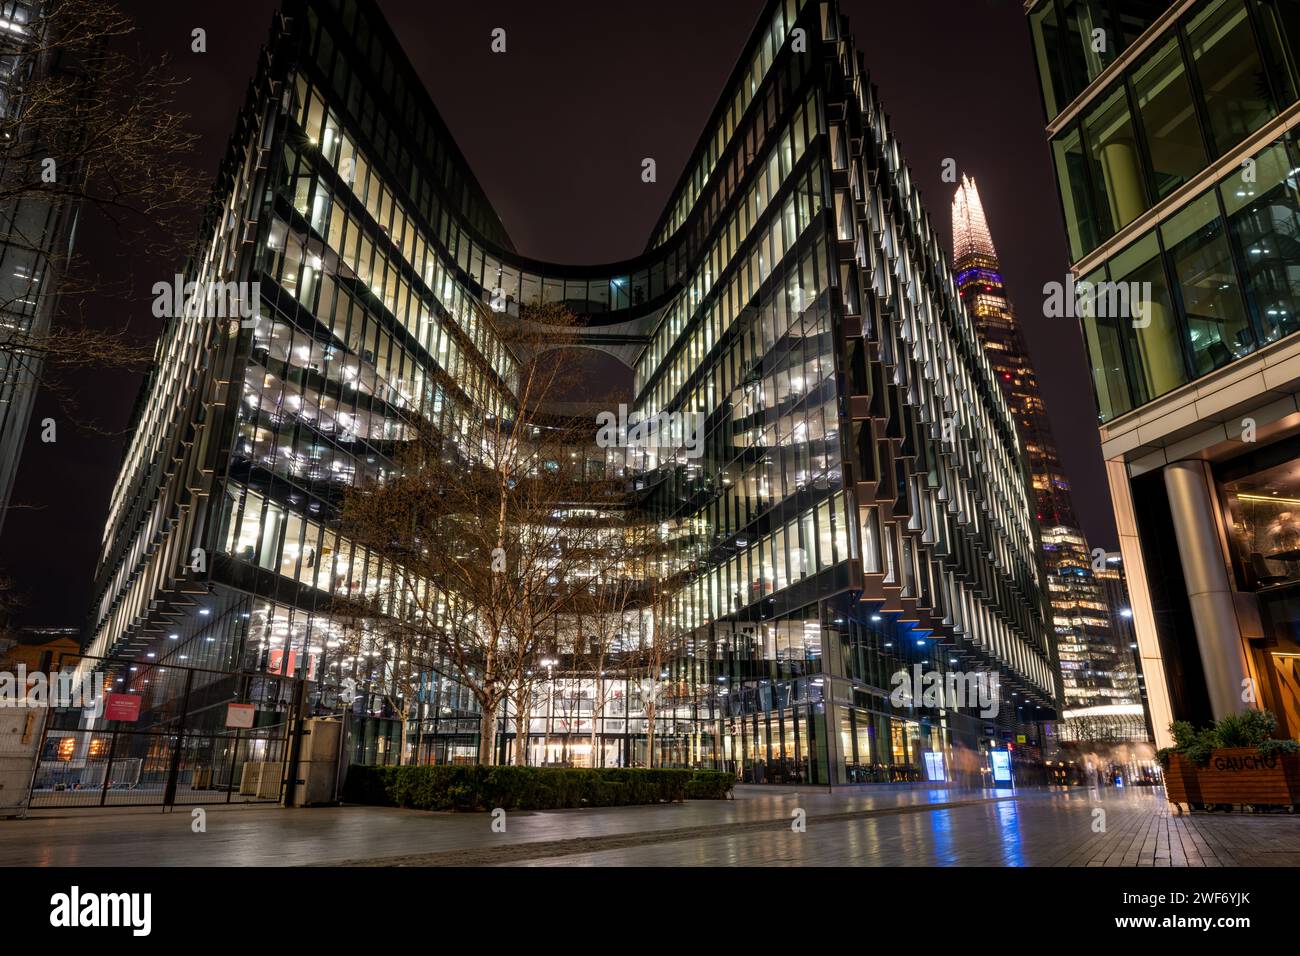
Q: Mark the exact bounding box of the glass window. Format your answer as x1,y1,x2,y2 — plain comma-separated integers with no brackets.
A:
1032,0,1069,118
1250,0,1300,105
1132,38,1206,201
1162,191,1254,374
258,500,284,571
280,512,305,579
1085,86,1148,236
520,272,541,307
834,492,852,563
1220,139,1300,342
1053,125,1103,259
1118,0,1167,45
1264,0,1300,94
305,93,326,143
1221,454,1300,589
562,278,587,310
498,265,520,306
542,277,563,305
1079,263,1134,421
611,276,630,311
1061,0,1120,93
816,499,834,570
1112,231,1188,402
1187,0,1276,156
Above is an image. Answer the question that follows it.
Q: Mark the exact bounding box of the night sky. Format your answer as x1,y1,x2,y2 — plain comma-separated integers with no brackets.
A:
0,0,1109,627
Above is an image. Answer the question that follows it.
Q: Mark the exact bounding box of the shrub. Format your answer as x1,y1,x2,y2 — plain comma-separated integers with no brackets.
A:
1158,712,1296,768
1258,738,1300,760
684,771,735,799
343,764,736,812
1214,709,1277,748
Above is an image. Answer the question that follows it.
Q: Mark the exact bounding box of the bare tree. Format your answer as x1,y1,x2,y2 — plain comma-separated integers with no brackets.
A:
339,304,618,766
575,568,640,768
0,0,204,427
584,519,687,770
638,553,682,769
330,608,436,766
504,658,544,766
0,0,204,251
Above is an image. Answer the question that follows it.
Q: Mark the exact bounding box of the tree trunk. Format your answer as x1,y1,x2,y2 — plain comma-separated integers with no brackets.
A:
398,706,409,766
478,700,498,765
646,700,656,769
513,687,529,766
590,676,601,768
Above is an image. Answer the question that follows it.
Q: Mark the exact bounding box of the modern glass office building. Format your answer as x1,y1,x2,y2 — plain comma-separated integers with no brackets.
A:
84,0,1057,788
1028,0,1300,745
0,1,84,538
1096,551,1152,729
951,176,1145,743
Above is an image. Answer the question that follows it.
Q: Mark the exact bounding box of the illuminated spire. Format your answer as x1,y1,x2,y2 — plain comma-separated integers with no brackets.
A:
951,174,998,266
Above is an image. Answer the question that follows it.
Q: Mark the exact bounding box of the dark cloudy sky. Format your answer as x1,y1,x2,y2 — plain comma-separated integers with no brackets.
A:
0,0,1109,626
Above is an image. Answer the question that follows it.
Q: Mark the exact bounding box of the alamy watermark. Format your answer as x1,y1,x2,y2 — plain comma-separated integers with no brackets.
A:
1043,274,1153,328
50,886,151,937
152,274,259,326
890,665,1000,718
0,666,104,717
596,403,705,460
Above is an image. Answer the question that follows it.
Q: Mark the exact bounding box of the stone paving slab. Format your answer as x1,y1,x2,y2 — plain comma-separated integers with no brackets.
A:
0,785,1009,866
0,785,1296,867
516,790,1300,867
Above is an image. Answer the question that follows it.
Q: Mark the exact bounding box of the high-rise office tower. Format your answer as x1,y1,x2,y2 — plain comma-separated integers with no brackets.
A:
0,1,85,537
1028,0,1300,746
82,0,1056,791
1096,551,1152,733
952,176,1146,742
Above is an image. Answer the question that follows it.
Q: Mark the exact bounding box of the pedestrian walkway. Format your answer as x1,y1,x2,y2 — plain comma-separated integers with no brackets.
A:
0,785,1295,866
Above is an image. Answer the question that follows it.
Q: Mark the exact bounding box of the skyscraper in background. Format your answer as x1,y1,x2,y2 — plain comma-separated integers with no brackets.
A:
1096,551,1152,736
952,176,1146,744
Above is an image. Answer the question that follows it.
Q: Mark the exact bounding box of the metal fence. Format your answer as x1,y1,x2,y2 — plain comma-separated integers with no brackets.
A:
28,656,302,809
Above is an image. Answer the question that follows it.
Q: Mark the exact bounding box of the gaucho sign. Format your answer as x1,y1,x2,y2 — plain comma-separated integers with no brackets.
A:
1212,753,1279,771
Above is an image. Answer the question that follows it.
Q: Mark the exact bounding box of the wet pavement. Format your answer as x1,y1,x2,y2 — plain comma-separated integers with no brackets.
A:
1,785,1296,866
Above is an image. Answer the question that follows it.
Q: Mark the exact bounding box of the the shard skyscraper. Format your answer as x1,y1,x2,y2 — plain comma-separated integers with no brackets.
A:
952,175,1146,745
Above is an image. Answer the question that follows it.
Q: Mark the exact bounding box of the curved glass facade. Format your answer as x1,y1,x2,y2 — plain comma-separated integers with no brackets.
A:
87,0,1056,786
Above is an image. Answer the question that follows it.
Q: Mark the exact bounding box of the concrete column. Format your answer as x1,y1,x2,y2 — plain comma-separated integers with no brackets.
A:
1163,460,1253,721
1135,297,1185,396
1106,459,1175,748
1100,140,1145,229
824,699,847,785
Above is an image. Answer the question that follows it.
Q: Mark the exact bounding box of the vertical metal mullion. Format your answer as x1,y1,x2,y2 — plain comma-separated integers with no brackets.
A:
99,726,118,808
1175,13,1222,162
162,667,196,809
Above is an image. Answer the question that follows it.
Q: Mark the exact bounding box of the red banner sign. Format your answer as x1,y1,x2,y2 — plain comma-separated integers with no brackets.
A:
104,693,142,722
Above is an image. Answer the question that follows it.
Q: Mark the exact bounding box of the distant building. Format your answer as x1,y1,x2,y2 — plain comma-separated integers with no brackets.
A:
0,2,89,537
952,177,1147,744
0,625,80,672
1095,552,1152,737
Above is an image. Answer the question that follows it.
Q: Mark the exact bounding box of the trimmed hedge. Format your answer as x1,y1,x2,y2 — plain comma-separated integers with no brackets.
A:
343,764,735,811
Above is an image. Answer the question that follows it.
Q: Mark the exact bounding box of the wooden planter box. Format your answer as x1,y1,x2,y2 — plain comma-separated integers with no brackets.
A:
1166,748,1300,809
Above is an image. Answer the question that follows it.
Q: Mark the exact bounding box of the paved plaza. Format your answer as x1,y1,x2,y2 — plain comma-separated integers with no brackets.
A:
2,785,1297,867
